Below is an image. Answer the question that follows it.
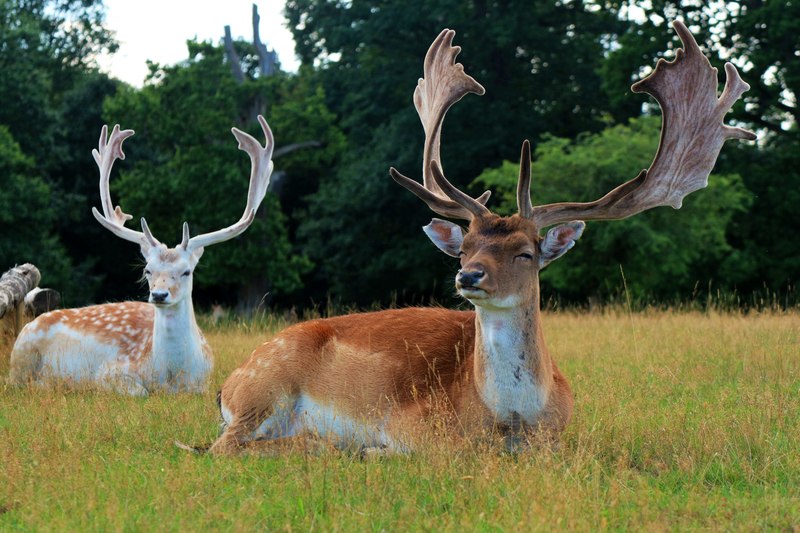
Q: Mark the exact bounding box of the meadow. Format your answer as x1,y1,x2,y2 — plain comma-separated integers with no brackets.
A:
1,309,798,531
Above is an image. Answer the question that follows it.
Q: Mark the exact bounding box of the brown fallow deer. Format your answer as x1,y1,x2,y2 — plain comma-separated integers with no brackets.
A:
9,116,275,395
206,22,755,455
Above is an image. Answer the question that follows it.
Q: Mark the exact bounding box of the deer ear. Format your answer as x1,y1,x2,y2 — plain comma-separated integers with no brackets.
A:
539,221,585,268
139,241,152,257
423,218,464,257
191,247,204,263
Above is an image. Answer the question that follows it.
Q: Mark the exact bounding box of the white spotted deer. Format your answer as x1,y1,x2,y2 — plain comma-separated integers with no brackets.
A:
9,116,275,395
206,22,755,455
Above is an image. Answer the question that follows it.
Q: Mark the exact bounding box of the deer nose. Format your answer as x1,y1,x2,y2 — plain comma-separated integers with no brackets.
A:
457,269,485,288
150,290,169,303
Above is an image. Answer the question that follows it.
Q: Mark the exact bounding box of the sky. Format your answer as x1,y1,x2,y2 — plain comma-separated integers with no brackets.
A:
96,0,299,86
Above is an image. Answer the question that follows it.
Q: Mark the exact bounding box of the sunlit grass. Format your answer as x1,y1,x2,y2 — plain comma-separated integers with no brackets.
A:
1,309,798,530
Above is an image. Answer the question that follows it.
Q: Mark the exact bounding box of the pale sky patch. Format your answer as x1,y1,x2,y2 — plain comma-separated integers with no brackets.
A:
96,1,299,87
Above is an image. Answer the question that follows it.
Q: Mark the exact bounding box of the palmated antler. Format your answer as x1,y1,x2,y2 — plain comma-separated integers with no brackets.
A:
184,114,274,251
92,125,161,249
397,22,756,228
389,29,491,220
529,20,756,228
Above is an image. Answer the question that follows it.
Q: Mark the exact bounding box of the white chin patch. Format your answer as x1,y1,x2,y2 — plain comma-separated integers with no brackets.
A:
459,288,487,299
472,294,521,309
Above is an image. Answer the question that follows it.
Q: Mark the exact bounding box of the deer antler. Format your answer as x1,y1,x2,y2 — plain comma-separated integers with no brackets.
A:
529,20,756,228
92,116,274,252
389,29,491,220
91,125,161,248
185,115,274,251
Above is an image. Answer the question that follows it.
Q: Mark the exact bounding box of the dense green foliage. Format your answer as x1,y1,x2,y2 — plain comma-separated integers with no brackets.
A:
0,0,118,302
286,0,797,307
0,0,797,308
0,127,73,285
287,0,626,305
601,1,800,301
0,0,116,163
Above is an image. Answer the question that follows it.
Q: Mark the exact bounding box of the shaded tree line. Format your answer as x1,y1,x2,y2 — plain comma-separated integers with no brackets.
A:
0,0,796,310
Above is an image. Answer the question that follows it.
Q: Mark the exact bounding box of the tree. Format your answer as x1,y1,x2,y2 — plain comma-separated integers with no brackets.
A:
601,1,799,137
102,39,343,309
718,137,800,301
474,117,750,301
286,0,627,305
599,1,799,303
0,127,73,291
0,0,118,304
0,0,116,165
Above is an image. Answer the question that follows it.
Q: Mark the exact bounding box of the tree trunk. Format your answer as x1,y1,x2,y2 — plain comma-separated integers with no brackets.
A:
252,4,278,77
223,25,245,84
222,4,322,314
236,277,271,315
25,287,60,316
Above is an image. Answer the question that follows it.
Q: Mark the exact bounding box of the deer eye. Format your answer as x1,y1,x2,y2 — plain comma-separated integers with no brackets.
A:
144,270,152,276
181,270,191,277
515,253,534,261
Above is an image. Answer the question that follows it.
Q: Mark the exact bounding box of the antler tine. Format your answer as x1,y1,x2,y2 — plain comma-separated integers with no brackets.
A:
90,124,159,247
186,115,274,251
389,167,491,219
719,62,759,140
429,161,490,218
516,140,533,219
392,28,489,221
139,218,160,248
179,222,190,249
531,20,756,229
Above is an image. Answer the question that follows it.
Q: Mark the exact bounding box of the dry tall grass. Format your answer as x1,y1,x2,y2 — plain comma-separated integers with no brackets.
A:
1,309,798,530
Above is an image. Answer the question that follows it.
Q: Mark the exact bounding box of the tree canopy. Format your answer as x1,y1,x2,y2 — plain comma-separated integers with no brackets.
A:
0,0,796,309
0,0,119,302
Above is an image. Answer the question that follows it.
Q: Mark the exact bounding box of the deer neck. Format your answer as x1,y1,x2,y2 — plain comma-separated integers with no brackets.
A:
151,296,205,372
472,287,553,425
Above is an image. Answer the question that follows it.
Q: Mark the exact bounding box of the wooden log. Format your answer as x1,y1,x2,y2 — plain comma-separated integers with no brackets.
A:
0,264,41,319
1,264,42,370
25,287,61,316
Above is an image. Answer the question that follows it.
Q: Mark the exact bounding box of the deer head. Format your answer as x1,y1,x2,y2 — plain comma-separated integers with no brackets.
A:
391,24,755,310
91,116,275,307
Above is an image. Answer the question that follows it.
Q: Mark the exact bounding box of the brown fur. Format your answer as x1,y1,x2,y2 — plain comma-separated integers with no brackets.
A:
212,210,575,455
9,302,156,383
27,302,154,363
213,308,477,452
462,215,573,435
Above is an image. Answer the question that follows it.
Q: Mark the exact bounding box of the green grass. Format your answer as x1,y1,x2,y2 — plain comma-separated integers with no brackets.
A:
1,310,798,530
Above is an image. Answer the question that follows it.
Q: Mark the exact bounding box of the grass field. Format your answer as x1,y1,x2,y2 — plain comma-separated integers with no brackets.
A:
1,309,798,530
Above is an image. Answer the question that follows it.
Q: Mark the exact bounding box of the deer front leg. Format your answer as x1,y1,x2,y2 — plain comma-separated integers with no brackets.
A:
209,411,278,456
208,372,291,456
166,368,211,394
97,365,149,396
